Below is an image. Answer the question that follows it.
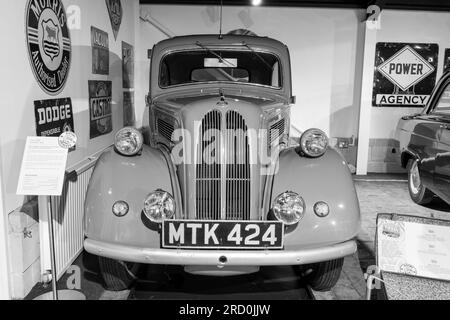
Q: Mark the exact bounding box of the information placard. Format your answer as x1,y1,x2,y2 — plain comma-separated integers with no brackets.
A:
16,137,68,196
377,219,450,281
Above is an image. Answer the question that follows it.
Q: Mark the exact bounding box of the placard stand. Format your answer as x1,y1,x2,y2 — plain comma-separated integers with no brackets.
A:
16,136,84,300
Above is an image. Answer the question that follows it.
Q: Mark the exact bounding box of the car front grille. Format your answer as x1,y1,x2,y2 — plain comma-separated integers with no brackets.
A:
269,117,285,147
195,110,251,220
157,117,175,142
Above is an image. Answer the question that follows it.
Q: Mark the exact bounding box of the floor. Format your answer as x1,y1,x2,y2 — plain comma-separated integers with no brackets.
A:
25,173,450,300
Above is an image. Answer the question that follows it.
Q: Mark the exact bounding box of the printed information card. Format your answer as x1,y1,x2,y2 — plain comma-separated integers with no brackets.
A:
377,219,450,281
16,136,68,196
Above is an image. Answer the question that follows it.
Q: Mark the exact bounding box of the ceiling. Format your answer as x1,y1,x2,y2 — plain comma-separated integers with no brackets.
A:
139,0,450,11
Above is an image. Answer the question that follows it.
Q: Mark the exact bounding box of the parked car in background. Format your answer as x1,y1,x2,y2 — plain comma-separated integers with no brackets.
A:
397,72,450,205
83,34,361,292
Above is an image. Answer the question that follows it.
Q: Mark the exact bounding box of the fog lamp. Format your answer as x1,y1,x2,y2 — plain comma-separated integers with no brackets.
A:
114,127,143,156
112,201,129,217
313,201,330,217
143,189,175,223
272,191,305,225
300,128,328,158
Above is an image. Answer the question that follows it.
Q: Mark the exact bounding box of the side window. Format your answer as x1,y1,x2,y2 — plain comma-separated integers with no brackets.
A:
432,83,450,115
271,61,279,87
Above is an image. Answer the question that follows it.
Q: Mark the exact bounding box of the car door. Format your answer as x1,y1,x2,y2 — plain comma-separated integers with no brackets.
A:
405,113,442,188
432,83,450,203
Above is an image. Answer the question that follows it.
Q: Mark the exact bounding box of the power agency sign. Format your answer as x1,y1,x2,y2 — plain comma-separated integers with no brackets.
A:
372,43,438,107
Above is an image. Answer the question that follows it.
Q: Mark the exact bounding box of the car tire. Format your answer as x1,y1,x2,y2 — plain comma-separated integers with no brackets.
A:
407,159,433,205
98,256,141,291
299,258,344,291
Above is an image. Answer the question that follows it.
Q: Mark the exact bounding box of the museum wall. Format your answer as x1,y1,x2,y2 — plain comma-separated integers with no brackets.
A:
136,5,365,169
0,0,139,298
368,9,450,172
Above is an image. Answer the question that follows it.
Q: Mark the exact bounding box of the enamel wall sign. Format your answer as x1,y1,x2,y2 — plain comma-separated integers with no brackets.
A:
91,26,109,75
26,0,71,95
106,0,122,40
372,43,438,107
89,80,113,139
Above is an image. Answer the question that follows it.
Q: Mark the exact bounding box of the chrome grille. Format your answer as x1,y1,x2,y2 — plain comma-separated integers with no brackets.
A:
157,117,175,142
195,110,251,220
196,110,222,219
268,117,285,147
225,111,250,220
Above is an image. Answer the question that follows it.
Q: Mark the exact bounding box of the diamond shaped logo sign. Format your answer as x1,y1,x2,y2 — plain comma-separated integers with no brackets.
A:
377,45,434,92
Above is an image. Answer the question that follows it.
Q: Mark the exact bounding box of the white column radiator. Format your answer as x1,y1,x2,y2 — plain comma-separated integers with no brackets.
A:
39,156,98,281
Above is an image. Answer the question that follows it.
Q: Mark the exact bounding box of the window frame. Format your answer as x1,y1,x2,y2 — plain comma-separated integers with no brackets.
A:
429,80,450,117
158,48,284,91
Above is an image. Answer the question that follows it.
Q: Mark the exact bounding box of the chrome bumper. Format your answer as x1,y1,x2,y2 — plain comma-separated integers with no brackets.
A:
84,238,357,266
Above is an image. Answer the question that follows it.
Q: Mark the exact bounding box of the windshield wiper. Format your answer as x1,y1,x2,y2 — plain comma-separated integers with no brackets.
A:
195,41,235,67
241,41,274,71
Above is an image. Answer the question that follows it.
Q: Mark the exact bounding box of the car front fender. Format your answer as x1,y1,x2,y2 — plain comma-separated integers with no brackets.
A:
272,147,361,248
84,145,172,247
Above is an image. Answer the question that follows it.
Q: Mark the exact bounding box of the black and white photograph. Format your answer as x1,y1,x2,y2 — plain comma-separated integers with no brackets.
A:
2,0,450,310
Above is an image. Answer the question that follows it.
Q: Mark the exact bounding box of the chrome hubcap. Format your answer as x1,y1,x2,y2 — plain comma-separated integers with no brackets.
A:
410,161,421,195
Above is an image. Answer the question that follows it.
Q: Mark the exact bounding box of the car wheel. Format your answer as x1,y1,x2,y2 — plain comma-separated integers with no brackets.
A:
299,258,344,291
407,159,433,205
98,256,141,291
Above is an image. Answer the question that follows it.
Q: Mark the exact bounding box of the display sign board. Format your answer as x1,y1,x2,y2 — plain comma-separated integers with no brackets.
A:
123,91,135,126
372,43,438,107
91,26,109,75
377,218,450,281
89,80,113,139
122,41,134,88
16,137,68,196
105,0,122,40
34,98,75,151
25,0,71,95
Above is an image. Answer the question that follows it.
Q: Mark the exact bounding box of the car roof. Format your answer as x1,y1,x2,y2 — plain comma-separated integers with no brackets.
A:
152,34,289,54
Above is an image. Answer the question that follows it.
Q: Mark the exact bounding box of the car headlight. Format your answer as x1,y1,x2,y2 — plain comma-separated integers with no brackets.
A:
299,128,328,158
143,189,175,223
114,127,143,156
272,191,305,225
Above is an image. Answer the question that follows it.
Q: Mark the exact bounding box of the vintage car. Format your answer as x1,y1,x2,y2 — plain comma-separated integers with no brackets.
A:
397,72,450,205
83,34,361,292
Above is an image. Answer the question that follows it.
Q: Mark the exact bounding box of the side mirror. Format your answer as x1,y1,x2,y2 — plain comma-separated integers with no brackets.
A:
146,94,152,107
147,49,152,59
290,96,296,104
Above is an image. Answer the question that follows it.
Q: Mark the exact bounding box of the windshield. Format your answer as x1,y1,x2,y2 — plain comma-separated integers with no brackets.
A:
159,49,282,89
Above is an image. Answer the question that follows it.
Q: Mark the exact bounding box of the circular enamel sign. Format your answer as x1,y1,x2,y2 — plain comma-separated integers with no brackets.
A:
25,0,71,95
58,131,77,149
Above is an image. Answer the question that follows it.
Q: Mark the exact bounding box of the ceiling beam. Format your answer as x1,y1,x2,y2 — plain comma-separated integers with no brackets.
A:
139,0,450,12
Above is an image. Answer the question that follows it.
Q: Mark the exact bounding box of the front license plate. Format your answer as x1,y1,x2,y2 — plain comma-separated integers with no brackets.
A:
162,220,284,249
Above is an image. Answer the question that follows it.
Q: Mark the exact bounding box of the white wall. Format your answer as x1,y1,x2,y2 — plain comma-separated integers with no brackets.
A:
361,9,450,172
0,0,139,215
0,0,139,298
136,5,365,144
0,147,10,299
